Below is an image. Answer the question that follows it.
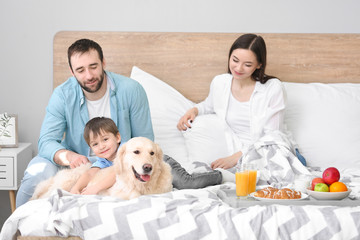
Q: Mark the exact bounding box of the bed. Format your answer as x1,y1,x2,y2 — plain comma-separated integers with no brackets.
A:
2,32,360,240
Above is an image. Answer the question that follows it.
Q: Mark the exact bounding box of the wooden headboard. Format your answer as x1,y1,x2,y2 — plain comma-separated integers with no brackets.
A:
54,32,360,103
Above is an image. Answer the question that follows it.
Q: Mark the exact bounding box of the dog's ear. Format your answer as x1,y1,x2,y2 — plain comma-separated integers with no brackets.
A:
155,143,163,162
114,143,126,174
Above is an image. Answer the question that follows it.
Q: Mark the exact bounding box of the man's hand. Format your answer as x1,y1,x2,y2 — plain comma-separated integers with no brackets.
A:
54,149,89,168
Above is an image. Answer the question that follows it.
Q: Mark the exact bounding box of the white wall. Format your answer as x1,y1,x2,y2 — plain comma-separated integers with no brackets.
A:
0,0,359,229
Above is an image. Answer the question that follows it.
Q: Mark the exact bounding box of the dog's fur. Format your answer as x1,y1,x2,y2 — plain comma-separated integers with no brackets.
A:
31,137,173,200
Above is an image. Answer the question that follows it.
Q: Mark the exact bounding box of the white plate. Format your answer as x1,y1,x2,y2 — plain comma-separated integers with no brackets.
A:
306,188,351,200
250,192,309,201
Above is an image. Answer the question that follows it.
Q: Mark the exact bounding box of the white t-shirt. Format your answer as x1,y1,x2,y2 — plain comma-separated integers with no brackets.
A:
86,82,111,120
86,81,111,156
226,93,251,148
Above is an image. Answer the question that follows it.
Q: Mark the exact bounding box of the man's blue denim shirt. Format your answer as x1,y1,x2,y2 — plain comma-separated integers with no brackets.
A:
38,71,154,164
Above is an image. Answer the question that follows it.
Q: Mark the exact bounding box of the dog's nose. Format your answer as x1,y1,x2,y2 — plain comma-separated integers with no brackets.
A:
143,164,152,173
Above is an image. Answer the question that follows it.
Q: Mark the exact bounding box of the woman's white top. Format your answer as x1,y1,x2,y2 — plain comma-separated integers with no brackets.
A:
195,73,292,155
226,94,252,149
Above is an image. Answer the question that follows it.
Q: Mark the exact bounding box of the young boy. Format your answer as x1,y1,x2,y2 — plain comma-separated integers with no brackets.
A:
71,117,227,195
70,117,120,195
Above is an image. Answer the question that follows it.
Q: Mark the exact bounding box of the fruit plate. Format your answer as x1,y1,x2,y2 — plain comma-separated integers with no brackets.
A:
306,188,352,200
249,192,309,201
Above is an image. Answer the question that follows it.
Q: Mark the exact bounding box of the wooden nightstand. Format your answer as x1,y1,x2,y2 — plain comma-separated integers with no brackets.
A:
0,143,32,212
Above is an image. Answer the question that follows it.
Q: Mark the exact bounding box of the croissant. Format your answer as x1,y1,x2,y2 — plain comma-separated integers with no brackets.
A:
254,187,301,199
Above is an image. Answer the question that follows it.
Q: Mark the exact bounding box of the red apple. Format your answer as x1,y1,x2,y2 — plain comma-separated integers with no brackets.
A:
322,167,340,185
311,177,325,190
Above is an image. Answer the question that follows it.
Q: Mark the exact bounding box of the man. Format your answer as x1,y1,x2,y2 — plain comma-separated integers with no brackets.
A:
16,39,154,207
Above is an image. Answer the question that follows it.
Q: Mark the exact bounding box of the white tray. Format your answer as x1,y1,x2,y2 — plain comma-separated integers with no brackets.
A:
217,189,359,208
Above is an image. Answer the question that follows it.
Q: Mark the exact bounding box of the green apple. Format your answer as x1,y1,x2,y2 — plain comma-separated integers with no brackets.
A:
314,183,329,192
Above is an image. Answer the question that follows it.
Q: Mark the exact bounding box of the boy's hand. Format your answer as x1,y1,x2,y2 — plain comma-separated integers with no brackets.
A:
81,186,99,195
70,188,81,195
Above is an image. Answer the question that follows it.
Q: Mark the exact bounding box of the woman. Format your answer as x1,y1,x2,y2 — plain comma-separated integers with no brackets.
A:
177,33,305,175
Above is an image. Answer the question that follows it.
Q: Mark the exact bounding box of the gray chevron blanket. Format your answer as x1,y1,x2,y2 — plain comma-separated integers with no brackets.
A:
2,174,360,240
2,133,360,240
241,130,312,187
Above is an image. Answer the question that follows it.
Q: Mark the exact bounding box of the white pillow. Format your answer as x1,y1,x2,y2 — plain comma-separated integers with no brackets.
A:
183,114,232,166
131,66,233,170
283,82,360,171
130,66,194,166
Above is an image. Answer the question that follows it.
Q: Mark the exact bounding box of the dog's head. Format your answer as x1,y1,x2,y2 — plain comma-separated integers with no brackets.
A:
114,137,164,183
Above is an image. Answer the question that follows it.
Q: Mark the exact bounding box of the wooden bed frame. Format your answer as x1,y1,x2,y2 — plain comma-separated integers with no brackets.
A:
54,32,360,103
18,32,360,240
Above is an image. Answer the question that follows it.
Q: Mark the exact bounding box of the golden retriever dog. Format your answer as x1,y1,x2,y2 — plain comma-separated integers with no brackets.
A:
31,137,173,200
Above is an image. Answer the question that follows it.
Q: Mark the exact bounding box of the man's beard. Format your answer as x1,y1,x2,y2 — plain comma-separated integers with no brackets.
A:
78,71,105,93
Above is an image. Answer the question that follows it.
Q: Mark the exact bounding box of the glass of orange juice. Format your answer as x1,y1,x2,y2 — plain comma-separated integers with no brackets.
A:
247,164,257,194
236,163,257,199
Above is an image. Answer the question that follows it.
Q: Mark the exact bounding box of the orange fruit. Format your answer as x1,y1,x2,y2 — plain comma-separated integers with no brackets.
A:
329,182,348,192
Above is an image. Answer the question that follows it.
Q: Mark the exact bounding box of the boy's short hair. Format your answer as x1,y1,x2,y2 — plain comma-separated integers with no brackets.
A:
84,117,119,145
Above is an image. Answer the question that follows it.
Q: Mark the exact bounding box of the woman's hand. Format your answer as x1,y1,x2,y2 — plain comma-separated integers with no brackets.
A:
210,151,243,169
177,107,199,131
